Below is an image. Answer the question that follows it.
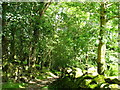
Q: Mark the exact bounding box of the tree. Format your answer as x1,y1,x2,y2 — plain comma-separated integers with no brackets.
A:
97,2,119,75
97,2,107,75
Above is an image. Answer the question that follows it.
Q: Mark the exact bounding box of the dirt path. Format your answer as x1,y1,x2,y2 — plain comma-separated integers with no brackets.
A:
26,76,59,89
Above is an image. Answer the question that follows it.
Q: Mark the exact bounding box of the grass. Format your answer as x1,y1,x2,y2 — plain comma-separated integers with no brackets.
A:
2,82,27,88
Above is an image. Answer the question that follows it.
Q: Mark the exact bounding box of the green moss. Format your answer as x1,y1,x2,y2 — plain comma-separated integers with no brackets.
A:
79,79,92,88
108,84,118,88
2,82,27,88
49,76,77,89
93,75,105,84
49,73,119,89
89,84,98,89
100,83,109,88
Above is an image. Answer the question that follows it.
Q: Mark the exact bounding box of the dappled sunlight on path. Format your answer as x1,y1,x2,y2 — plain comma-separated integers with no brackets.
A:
26,76,59,89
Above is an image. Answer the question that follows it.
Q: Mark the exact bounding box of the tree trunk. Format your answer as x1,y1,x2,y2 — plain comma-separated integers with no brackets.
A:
28,2,51,68
10,28,15,61
97,2,107,75
2,3,9,60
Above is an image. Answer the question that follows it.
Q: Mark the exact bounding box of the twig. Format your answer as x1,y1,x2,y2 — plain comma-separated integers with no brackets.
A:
106,15,120,22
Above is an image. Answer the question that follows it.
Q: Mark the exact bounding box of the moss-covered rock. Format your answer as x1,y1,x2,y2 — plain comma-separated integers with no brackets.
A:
48,72,120,89
87,67,98,76
100,83,118,89
100,83,110,88
108,84,118,88
89,84,98,89
74,68,83,78
92,75,105,84
65,67,83,78
48,76,78,89
105,78,120,85
79,79,92,88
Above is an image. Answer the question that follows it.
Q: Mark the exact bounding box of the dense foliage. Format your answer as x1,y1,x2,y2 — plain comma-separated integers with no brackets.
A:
2,2,119,89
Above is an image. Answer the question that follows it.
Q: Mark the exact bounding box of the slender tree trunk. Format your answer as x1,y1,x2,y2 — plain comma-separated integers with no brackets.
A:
2,3,9,60
30,26,39,66
97,2,107,75
29,2,51,68
19,33,24,64
10,28,15,61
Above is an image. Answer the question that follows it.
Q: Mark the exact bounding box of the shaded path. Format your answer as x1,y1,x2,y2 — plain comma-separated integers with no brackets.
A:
26,76,59,89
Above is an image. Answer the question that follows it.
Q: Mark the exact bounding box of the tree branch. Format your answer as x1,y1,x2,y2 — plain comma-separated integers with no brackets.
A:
106,15,120,22
39,1,52,17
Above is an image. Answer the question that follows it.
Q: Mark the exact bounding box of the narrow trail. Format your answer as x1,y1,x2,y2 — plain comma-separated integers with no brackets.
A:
26,76,59,89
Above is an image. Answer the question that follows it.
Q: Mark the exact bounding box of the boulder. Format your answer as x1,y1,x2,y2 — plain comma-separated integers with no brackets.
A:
65,67,83,78
74,68,83,78
88,67,98,76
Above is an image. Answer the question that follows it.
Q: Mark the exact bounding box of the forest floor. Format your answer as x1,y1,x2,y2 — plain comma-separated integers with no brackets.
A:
26,76,59,89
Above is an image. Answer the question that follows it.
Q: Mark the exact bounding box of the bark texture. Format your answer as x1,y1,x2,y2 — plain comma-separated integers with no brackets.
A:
97,2,107,75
